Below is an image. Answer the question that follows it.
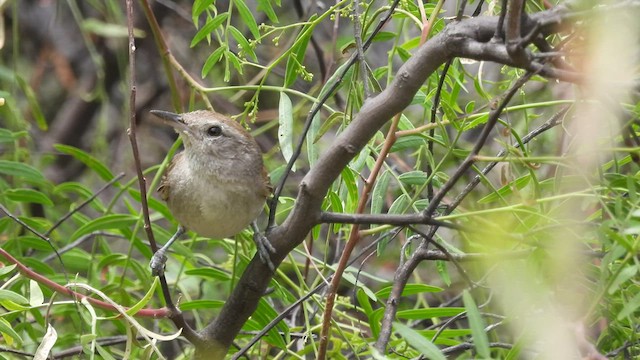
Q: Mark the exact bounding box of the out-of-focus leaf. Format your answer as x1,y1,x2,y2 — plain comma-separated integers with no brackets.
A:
5,188,53,206
15,76,46,130
462,290,490,358
69,214,138,241
81,19,145,38
0,160,46,184
256,0,278,23
54,144,115,182
393,322,446,360
397,307,465,319
376,283,443,298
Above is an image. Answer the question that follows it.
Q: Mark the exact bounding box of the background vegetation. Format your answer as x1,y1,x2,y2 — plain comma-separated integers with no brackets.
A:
0,0,638,358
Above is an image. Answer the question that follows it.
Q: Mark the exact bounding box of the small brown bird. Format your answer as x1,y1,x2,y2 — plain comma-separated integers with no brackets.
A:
149,110,274,275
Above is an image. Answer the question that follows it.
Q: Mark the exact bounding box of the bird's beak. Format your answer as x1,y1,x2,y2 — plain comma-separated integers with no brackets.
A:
150,110,190,134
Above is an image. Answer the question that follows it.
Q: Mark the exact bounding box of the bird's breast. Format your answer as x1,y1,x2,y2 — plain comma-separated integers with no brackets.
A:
166,169,266,239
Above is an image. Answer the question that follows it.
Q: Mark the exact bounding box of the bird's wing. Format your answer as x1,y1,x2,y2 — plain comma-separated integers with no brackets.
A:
261,167,273,199
157,152,183,202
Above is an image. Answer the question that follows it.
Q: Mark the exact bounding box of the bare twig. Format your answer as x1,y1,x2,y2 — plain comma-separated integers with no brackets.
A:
317,113,402,359
353,0,370,98
125,0,200,345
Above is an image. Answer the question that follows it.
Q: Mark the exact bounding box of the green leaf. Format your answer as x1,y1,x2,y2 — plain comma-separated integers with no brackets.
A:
617,291,640,320
397,307,465,319
61,248,93,272
0,289,29,305
29,280,44,307
278,92,294,170
126,277,159,316
0,160,46,184
284,25,313,87
393,322,446,360
398,171,429,187
15,76,46,131
376,283,443,298
341,167,358,213
5,188,53,206
0,264,16,278
388,194,410,214
69,214,138,241
192,0,216,24
462,290,490,358
356,288,374,317
191,13,229,47
232,0,259,39
314,112,343,142
256,0,278,23
184,268,231,281
478,174,531,204
202,45,227,78
180,300,225,310
53,144,115,182
0,129,27,143
81,19,145,38
0,317,22,346
389,135,427,152
305,112,321,166
371,170,391,214
228,25,256,61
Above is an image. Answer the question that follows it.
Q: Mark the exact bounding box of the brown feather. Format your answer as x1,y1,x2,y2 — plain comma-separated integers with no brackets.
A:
157,152,183,202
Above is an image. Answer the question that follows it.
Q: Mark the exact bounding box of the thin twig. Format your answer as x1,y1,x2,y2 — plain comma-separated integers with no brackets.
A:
353,0,370,98
125,0,200,344
0,203,69,282
0,246,167,317
317,113,402,359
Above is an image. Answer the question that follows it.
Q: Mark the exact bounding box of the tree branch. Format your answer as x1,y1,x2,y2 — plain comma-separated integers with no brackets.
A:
192,4,619,356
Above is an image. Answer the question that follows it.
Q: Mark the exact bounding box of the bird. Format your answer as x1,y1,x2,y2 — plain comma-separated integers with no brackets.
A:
148,109,275,276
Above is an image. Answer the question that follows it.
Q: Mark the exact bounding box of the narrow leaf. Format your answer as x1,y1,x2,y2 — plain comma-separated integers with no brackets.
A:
256,0,278,23
54,144,115,182
5,188,53,206
393,322,446,360
0,160,46,183
202,46,227,78
228,25,257,61
278,92,294,170
232,0,259,39
69,214,138,241
191,13,229,47
462,290,490,358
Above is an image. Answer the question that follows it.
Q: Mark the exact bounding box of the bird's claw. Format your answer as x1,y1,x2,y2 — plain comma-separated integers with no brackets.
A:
150,250,168,276
253,232,276,272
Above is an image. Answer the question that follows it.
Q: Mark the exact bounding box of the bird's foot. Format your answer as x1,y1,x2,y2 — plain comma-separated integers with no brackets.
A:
253,231,276,272
150,250,168,276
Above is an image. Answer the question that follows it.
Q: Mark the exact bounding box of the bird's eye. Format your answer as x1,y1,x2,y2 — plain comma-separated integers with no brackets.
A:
206,125,222,137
